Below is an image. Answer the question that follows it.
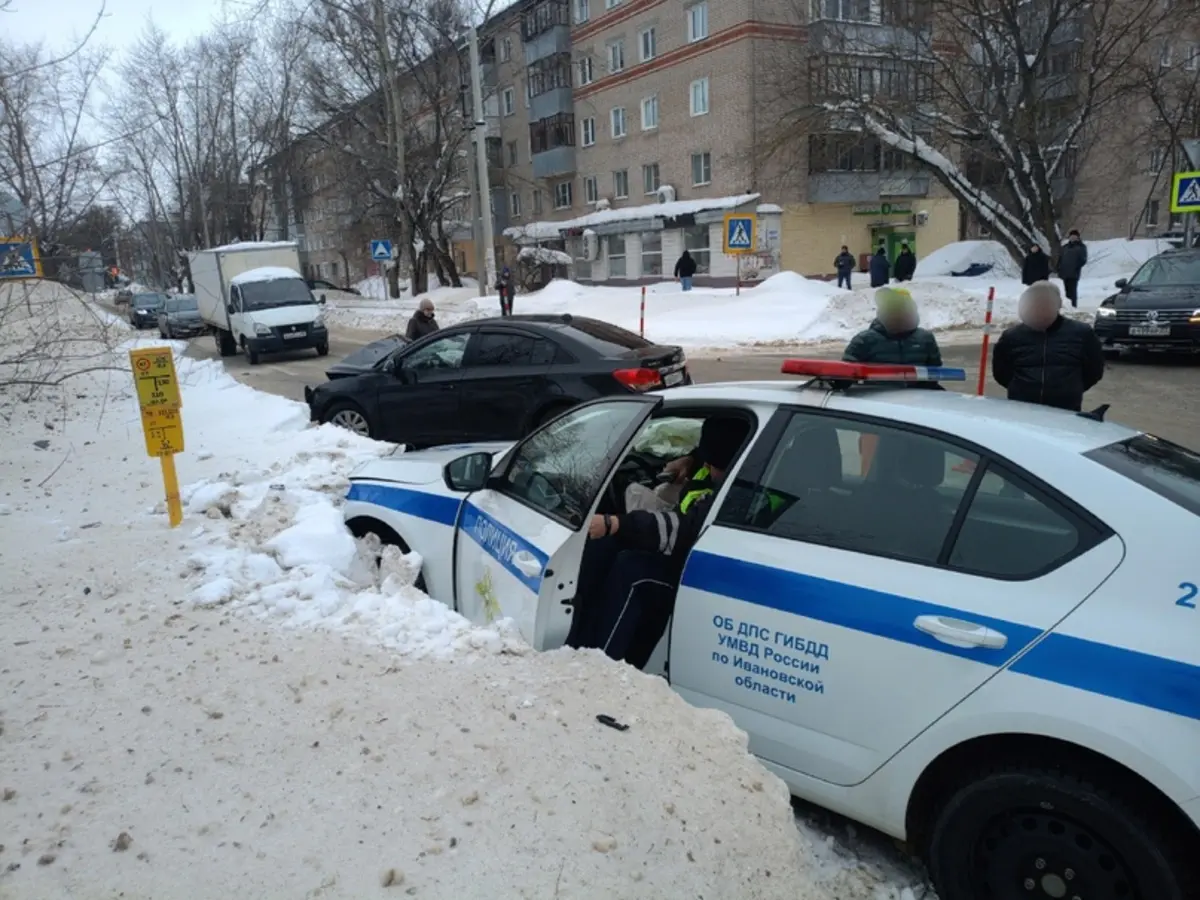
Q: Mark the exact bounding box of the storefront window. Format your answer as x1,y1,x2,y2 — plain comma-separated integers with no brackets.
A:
641,231,663,276
608,235,627,277
683,225,710,273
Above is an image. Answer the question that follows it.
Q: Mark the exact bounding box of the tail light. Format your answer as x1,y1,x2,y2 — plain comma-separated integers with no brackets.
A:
612,367,663,392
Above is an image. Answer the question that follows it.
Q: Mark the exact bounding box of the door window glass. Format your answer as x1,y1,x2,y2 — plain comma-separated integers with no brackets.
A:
401,332,470,372
502,401,652,527
716,412,978,565
471,332,538,366
947,465,1083,578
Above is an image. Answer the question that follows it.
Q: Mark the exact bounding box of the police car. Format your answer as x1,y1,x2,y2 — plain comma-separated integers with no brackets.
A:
342,359,1200,900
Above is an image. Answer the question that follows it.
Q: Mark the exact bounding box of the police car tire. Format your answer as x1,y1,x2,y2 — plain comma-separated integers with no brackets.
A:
926,764,1194,900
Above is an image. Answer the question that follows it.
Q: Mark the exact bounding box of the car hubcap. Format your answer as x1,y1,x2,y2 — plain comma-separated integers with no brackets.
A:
974,810,1135,900
330,409,369,435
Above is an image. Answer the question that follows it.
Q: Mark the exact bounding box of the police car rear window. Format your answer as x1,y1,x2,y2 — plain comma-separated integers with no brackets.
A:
1085,434,1200,516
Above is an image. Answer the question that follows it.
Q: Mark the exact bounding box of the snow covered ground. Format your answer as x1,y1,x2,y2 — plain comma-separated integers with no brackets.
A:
329,239,1160,353
0,280,931,899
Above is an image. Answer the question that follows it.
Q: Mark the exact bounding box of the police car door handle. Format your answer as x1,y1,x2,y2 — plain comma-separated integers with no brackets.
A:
511,551,543,577
913,615,1008,651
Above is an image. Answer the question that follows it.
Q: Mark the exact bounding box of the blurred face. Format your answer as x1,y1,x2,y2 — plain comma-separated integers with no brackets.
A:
1030,245,1041,254
420,301,434,317
1019,290,1059,330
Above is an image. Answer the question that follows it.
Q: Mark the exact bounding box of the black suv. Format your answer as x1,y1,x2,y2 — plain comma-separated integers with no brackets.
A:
1093,248,1200,354
128,292,169,329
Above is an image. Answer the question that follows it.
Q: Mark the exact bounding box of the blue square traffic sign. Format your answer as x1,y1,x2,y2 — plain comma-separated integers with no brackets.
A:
370,239,393,261
1172,172,1200,213
723,215,756,254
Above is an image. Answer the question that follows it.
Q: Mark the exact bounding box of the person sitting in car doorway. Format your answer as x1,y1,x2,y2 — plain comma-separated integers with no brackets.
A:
406,298,439,341
564,416,751,670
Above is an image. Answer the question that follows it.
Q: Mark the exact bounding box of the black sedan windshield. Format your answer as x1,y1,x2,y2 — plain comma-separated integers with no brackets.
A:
165,296,198,313
240,278,316,312
133,293,167,308
1128,255,1200,287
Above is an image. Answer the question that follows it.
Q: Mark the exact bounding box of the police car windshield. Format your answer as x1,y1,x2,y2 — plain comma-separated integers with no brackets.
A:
1128,255,1200,287
1085,434,1200,516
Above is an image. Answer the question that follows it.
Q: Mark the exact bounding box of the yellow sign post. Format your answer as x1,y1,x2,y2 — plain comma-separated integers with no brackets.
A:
128,347,185,527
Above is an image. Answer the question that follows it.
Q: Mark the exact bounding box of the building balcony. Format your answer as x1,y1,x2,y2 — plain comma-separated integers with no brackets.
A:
807,19,932,54
808,171,930,204
531,86,573,121
532,146,576,179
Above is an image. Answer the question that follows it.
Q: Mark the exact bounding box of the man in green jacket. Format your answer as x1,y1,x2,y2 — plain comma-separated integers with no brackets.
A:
843,286,943,366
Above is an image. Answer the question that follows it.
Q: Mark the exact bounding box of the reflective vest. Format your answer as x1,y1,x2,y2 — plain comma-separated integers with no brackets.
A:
679,465,785,516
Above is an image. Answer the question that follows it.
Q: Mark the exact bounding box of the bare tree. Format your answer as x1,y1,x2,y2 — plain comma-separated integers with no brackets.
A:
763,0,1176,260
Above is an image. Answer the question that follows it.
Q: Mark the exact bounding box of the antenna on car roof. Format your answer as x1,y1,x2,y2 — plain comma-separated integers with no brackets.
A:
1077,403,1110,422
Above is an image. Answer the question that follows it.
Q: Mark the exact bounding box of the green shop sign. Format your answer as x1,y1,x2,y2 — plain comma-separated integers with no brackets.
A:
852,202,912,216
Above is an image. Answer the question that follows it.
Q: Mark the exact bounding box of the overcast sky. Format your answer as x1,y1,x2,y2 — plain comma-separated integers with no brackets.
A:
5,0,228,55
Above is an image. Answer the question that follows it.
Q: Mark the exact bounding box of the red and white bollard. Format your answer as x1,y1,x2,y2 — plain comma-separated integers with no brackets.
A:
639,285,646,337
976,286,995,396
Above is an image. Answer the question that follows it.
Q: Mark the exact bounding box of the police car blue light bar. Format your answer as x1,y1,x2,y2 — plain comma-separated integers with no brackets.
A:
780,359,967,382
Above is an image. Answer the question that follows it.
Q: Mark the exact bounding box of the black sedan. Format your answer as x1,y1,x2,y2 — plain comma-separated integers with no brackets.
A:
304,314,689,447
157,295,205,339
128,291,169,329
1094,248,1200,354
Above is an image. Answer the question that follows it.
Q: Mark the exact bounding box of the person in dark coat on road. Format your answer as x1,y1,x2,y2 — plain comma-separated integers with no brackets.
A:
993,280,1105,412
834,245,856,289
893,243,917,282
844,286,942,366
1057,229,1089,308
496,266,514,316
869,246,890,287
1022,244,1052,286
673,250,698,291
405,297,439,341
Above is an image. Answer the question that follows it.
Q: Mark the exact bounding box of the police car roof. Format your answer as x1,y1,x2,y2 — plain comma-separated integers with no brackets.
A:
664,381,1141,454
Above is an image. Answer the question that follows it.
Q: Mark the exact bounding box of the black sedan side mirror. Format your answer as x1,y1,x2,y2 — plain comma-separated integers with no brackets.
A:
444,451,493,492
1114,278,1128,289
320,293,327,305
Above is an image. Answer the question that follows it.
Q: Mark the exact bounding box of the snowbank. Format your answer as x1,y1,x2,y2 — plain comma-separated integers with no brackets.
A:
914,240,1020,279
519,245,573,266
1084,238,1169,279
1,294,926,898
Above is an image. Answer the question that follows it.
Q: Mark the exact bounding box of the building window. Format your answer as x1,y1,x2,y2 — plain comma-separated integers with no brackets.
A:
502,87,515,116
527,53,572,97
584,175,599,204
533,189,544,214
690,77,710,116
687,1,709,41
522,0,570,40
1146,199,1160,227
1161,42,1172,67
641,95,659,130
511,192,522,217
530,113,576,153
611,106,627,138
500,37,512,62
578,55,594,85
575,0,589,23
1149,145,1166,172
608,235,627,277
641,231,663,276
683,225,711,272
691,151,712,186
640,26,657,62
581,116,596,146
555,181,573,209
608,39,626,73
642,162,660,194
812,0,872,22
613,169,629,198
606,0,619,8
507,140,518,166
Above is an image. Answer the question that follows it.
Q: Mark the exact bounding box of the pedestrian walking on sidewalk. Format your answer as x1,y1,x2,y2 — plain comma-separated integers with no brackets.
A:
834,246,856,289
1057,229,1089,308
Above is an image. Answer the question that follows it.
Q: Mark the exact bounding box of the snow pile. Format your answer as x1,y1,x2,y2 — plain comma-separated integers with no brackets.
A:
1084,238,1169,279
519,245,573,266
506,192,760,242
0,293,921,899
914,240,1020,279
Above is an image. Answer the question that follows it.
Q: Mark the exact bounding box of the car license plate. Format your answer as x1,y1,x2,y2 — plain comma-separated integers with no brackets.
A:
663,370,684,387
1129,325,1170,337
283,331,305,340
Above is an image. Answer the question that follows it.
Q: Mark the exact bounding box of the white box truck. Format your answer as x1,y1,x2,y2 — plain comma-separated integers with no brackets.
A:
190,242,329,365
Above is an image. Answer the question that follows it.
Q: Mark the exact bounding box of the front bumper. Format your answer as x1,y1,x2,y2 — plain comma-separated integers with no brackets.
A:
168,322,207,338
131,313,158,328
1093,316,1200,350
248,325,329,355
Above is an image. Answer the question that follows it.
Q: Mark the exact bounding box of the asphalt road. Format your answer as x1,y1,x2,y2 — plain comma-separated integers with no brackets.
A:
174,327,1200,446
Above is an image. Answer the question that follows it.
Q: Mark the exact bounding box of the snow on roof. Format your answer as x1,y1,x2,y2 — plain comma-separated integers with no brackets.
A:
210,240,299,253
505,193,762,242
756,203,783,214
519,246,573,265
230,266,304,286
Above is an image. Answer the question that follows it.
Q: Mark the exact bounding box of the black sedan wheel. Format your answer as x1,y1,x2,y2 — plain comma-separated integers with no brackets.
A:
324,402,372,438
927,764,1195,900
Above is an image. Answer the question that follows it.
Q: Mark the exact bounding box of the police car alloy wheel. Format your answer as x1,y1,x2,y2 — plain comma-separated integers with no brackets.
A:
926,763,1195,900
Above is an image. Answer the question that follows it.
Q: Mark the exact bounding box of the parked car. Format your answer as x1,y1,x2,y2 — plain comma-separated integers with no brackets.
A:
1094,247,1200,355
306,278,362,305
324,334,409,380
114,286,134,306
128,292,169,329
342,358,1200,900
304,314,688,447
157,294,205,339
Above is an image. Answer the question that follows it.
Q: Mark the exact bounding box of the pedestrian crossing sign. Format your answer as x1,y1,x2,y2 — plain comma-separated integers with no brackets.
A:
723,214,756,255
1171,171,1200,213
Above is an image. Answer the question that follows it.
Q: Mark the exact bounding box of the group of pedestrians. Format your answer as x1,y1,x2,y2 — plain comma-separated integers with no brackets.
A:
835,243,918,290
1022,230,1089,307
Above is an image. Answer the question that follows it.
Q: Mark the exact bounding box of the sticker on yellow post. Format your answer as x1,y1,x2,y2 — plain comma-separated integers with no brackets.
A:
140,407,185,457
129,346,181,410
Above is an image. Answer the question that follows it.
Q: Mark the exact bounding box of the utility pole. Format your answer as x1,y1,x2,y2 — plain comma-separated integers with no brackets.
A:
466,26,496,295
463,143,486,288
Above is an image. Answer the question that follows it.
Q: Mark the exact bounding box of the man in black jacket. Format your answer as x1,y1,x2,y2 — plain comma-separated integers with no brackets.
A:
565,417,748,669
834,245,856,289
992,280,1105,411
1022,244,1051,286
1057,229,1089,308
673,250,698,291
893,243,917,282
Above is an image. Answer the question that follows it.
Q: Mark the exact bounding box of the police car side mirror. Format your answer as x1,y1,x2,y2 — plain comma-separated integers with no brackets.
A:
444,451,493,493
1114,278,1128,290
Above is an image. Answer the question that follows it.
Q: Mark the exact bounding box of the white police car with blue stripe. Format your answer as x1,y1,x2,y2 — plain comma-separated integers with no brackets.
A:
343,358,1200,900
